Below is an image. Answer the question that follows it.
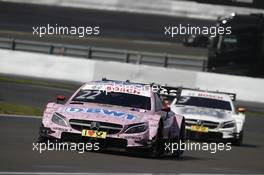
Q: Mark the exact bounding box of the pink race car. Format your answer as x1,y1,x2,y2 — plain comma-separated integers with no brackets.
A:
38,79,185,157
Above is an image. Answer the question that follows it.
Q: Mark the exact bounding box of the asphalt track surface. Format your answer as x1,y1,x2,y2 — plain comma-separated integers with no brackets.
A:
0,2,213,42
0,2,209,56
0,80,264,174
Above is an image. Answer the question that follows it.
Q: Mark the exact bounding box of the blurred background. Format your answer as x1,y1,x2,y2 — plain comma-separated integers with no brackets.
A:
0,0,264,77
0,0,264,174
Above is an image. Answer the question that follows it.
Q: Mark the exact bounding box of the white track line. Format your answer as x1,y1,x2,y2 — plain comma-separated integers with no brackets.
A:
0,173,153,175
0,173,259,175
0,114,41,119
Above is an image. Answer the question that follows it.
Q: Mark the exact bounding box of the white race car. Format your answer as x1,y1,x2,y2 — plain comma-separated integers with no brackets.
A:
163,87,245,145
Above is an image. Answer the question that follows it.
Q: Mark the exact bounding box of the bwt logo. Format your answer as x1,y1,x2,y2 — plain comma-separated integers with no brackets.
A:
65,107,136,120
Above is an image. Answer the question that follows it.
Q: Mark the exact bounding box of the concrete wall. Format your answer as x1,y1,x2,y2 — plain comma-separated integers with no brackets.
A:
0,49,95,82
1,49,264,103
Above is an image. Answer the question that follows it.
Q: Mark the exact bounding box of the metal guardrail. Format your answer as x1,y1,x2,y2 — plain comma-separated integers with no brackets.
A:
0,37,208,71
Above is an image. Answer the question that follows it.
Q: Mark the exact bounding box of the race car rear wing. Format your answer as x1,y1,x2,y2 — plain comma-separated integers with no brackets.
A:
101,77,147,86
179,87,237,101
209,90,236,101
157,86,180,103
157,86,237,101
101,78,236,101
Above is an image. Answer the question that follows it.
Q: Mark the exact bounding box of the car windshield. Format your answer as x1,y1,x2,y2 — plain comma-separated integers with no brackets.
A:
176,96,232,111
72,90,151,110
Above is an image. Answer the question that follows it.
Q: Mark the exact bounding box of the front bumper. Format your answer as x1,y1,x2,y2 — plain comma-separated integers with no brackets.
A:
186,127,237,141
39,123,151,149
61,132,128,149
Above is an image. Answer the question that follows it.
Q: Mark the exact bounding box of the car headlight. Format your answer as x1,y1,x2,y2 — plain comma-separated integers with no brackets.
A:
51,112,68,127
124,123,148,134
222,121,235,128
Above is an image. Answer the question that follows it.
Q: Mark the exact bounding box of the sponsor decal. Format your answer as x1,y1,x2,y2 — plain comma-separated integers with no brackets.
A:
106,85,141,95
82,129,107,139
65,107,136,120
190,125,209,133
182,90,228,101
198,93,223,100
82,82,151,97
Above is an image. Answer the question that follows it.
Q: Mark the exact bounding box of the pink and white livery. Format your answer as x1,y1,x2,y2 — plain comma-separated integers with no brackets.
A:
39,79,185,157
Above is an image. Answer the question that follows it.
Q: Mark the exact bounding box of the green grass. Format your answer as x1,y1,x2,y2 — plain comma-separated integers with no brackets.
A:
0,102,42,116
0,102,263,118
0,74,77,116
1,74,263,117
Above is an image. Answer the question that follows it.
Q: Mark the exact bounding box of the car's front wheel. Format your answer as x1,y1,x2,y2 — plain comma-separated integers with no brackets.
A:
231,130,243,146
148,122,164,158
172,120,185,158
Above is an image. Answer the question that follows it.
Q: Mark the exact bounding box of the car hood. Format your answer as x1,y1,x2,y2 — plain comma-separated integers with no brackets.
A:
175,106,233,122
55,103,150,125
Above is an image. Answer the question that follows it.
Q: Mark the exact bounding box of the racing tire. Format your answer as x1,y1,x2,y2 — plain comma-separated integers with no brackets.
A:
172,120,186,158
37,124,58,143
231,130,243,146
37,136,48,143
148,121,164,158
38,125,49,143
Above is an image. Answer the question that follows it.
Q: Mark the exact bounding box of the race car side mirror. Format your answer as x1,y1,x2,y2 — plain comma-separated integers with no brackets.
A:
237,107,246,114
56,95,66,103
